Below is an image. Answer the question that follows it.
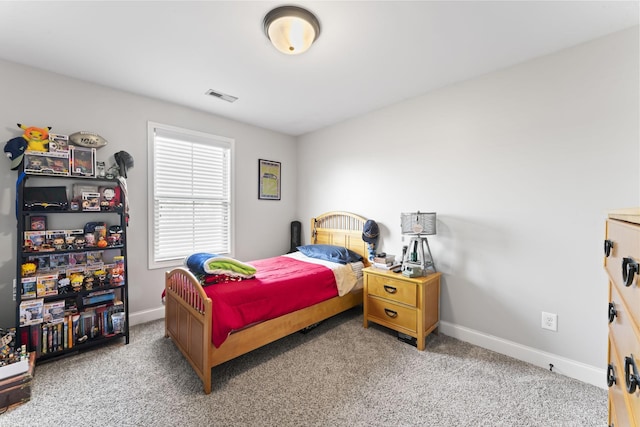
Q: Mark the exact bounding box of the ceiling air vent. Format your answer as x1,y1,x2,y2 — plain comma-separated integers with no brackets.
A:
205,89,238,103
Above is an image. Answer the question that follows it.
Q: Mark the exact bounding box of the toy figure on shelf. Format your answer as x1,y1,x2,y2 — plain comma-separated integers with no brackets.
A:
21,262,36,277
97,236,108,248
57,278,71,295
84,233,95,247
18,123,51,152
108,225,122,246
111,256,125,285
94,269,107,286
70,273,84,292
74,236,86,249
84,274,95,290
52,237,65,250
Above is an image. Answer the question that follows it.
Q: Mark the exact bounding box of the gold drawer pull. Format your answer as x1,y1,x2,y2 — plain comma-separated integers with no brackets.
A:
384,308,398,318
383,285,397,294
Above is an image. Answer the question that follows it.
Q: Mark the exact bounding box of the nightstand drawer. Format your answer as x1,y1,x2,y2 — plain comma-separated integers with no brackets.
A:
367,297,416,332
367,274,417,307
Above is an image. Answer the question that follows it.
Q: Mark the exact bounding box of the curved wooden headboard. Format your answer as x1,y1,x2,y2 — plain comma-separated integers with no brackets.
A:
310,211,371,266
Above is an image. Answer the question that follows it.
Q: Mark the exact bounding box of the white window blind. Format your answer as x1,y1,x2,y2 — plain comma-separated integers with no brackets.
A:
149,123,233,268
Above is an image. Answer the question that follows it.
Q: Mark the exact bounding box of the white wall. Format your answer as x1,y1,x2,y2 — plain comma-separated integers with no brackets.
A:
0,60,297,327
297,27,639,387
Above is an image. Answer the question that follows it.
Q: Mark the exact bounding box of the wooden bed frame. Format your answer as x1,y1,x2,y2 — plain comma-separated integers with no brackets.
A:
164,211,371,394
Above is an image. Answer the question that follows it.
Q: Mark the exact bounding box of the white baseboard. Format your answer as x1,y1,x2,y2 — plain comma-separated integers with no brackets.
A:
129,306,165,327
439,320,606,390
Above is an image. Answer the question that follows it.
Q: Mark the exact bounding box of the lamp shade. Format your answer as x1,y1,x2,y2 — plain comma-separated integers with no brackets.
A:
401,212,437,235
263,6,320,55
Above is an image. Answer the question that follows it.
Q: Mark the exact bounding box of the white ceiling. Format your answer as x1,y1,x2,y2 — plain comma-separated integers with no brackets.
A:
0,1,637,136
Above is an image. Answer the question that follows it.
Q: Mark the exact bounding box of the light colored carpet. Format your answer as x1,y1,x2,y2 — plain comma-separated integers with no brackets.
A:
1,308,606,426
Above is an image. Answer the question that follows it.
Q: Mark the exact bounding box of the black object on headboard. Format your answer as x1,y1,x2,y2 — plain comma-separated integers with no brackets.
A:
289,220,301,253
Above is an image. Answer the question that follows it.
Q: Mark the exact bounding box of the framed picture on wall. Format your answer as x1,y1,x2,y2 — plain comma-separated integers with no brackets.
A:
258,159,281,200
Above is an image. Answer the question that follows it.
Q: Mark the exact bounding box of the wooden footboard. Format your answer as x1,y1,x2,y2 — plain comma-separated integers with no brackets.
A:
164,268,213,393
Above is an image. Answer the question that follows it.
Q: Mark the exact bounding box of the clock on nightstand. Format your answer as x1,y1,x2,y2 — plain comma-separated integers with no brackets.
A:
363,267,441,350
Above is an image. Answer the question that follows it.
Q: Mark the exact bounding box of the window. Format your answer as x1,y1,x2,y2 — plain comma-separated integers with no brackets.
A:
148,122,234,269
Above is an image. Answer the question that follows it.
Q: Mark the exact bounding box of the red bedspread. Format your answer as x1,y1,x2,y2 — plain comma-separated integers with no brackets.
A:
203,256,338,348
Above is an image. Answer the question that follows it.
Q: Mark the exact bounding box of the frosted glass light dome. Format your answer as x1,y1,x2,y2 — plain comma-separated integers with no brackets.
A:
264,6,321,55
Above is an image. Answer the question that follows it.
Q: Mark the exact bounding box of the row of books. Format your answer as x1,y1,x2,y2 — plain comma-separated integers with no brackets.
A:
20,301,124,357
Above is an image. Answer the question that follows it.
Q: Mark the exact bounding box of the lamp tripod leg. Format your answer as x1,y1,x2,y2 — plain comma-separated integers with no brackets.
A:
424,238,436,272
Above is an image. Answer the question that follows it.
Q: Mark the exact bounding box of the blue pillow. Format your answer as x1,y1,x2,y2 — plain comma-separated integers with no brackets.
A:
296,244,363,265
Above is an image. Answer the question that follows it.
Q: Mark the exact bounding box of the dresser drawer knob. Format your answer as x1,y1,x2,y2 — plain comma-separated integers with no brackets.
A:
624,354,640,394
383,285,397,294
384,308,398,318
604,240,614,257
608,302,618,323
622,257,639,287
607,363,617,387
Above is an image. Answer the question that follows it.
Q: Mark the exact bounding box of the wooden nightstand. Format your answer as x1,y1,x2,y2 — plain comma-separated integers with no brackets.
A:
363,267,441,350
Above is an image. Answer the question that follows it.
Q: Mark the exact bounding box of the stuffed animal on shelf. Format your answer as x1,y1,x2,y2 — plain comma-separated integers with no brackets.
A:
18,123,51,152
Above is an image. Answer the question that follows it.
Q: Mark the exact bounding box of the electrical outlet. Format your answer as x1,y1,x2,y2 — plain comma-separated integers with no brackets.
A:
541,312,558,331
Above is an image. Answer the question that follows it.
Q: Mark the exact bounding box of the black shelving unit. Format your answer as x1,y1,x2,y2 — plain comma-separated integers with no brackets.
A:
15,166,129,362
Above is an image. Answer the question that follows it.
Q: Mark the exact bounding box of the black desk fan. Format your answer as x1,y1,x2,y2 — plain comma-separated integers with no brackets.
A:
400,211,437,277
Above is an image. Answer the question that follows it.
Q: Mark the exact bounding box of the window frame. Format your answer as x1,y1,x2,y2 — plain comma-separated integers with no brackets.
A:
147,121,235,270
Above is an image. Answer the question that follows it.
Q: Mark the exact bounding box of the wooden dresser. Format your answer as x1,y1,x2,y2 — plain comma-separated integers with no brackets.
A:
363,267,441,350
605,208,640,427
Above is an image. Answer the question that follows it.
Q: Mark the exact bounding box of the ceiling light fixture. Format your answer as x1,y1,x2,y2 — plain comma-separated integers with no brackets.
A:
263,5,320,55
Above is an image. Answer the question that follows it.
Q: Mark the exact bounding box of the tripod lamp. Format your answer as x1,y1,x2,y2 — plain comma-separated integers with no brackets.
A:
400,211,437,277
